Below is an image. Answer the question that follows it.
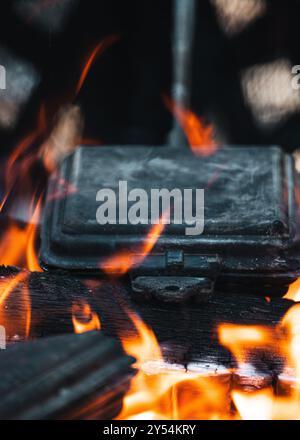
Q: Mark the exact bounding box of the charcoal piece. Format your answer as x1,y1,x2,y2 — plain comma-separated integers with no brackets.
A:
0,330,135,420
41,145,300,297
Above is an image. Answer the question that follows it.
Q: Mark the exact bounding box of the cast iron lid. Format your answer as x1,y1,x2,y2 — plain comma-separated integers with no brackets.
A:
40,145,300,281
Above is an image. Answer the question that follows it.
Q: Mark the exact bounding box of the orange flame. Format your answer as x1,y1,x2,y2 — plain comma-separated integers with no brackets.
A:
26,196,43,272
0,196,43,271
117,299,300,420
218,324,274,365
72,300,101,334
164,96,218,156
76,35,120,95
285,277,300,301
121,311,162,364
216,304,300,420
102,221,165,276
118,311,232,420
0,101,82,272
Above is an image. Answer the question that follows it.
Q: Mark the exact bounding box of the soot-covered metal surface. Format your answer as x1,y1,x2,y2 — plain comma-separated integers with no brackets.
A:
40,144,300,297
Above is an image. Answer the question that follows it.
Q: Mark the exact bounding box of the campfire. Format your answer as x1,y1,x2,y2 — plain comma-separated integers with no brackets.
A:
1,0,300,422
1,102,300,419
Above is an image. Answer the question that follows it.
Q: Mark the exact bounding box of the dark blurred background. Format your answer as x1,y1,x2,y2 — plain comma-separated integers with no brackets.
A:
1,0,300,157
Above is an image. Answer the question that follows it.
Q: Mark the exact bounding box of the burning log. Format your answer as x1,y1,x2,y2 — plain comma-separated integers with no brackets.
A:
0,266,296,373
0,330,135,420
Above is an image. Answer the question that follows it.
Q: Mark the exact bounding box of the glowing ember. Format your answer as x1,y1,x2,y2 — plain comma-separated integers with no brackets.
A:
164,96,218,156
72,300,101,334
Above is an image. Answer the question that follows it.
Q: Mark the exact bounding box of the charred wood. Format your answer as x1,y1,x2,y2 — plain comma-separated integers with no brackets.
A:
0,266,296,373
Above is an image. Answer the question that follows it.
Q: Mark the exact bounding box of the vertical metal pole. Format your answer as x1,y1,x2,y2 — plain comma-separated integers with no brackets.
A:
169,0,197,147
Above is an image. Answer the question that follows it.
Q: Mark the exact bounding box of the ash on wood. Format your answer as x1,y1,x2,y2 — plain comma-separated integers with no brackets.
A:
0,331,135,420
0,266,296,373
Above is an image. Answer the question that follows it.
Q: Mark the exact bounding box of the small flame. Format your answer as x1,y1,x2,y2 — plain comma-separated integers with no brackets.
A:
26,195,43,272
218,324,273,365
164,96,218,156
102,221,165,276
122,311,162,364
72,300,101,334
76,35,120,95
24,283,31,339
